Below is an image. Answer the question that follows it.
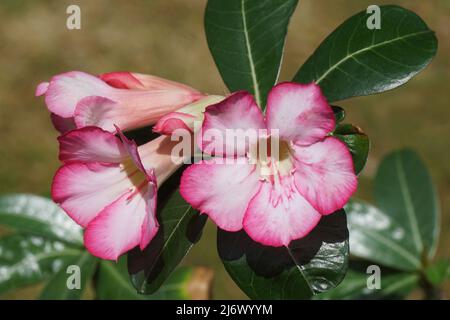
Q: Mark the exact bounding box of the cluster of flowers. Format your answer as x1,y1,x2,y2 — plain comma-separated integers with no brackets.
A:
36,71,357,261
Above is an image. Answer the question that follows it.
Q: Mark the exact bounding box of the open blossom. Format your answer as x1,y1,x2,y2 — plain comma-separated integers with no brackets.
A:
180,82,357,247
36,71,204,133
52,126,184,260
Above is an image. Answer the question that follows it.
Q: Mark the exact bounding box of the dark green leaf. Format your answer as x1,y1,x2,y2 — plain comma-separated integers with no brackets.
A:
128,190,206,294
0,194,82,246
332,106,346,123
346,199,421,271
39,252,98,300
218,210,349,299
0,234,83,295
375,149,439,260
425,259,450,286
333,124,370,175
205,0,298,108
293,5,437,102
97,258,212,300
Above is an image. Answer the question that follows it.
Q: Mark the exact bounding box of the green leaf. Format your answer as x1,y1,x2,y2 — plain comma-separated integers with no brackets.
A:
425,259,450,286
218,210,349,299
346,199,421,271
39,252,98,300
375,149,439,260
293,5,437,102
333,124,370,175
332,106,346,123
97,258,212,300
128,190,206,294
205,0,298,108
0,234,83,295
0,194,82,246
316,269,418,300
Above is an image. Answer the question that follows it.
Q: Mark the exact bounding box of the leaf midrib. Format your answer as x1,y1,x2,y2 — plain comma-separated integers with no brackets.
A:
395,154,423,255
138,206,192,293
241,0,261,106
315,30,433,84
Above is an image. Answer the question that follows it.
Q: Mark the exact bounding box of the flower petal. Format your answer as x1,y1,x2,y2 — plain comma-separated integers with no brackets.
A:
243,180,322,247
99,72,144,89
180,161,260,231
50,114,76,134
140,180,158,250
44,71,111,118
52,162,134,227
153,111,195,135
58,127,125,163
201,92,265,157
293,136,357,215
73,96,119,132
84,189,156,260
266,82,335,146
35,82,49,96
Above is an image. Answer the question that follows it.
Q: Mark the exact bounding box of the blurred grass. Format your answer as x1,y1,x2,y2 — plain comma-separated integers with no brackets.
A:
0,0,449,299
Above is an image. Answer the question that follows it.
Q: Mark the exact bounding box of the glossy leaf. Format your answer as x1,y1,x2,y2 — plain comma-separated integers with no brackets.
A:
0,194,82,246
39,252,98,300
205,0,298,108
0,234,82,295
293,5,437,102
97,258,213,300
375,149,439,260
218,210,349,299
346,199,421,271
333,124,370,175
128,190,206,294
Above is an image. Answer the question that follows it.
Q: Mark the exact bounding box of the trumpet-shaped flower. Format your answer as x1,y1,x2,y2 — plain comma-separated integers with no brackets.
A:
52,126,183,260
36,71,204,133
180,83,357,247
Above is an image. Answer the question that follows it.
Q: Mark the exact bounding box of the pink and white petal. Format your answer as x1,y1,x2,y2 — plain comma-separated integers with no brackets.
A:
35,82,49,96
50,114,76,134
52,162,134,227
58,126,125,163
153,112,195,135
243,181,322,247
266,82,335,146
73,96,118,132
45,71,112,118
84,190,152,260
115,126,149,176
99,72,144,89
132,73,204,94
201,92,266,157
180,161,260,232
293,136,357,215
140,181,158,250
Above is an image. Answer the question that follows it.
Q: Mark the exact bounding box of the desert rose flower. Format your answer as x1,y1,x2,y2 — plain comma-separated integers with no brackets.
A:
36,71,204,133
52,126,184,260
180,82,357,247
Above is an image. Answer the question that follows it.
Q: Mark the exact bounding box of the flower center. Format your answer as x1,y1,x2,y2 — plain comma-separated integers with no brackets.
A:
249,136,295,181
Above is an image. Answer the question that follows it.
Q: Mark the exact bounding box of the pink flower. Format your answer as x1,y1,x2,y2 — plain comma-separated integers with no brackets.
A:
52,126,183,260
180,82,357,247
36,71,204,133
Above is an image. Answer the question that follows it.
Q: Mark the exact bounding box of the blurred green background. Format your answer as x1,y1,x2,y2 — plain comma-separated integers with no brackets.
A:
0,0,449,299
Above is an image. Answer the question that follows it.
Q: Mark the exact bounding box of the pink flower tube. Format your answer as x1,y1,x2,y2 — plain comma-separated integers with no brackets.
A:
52,126,184,260
180,82,358,247
36,71,205,133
